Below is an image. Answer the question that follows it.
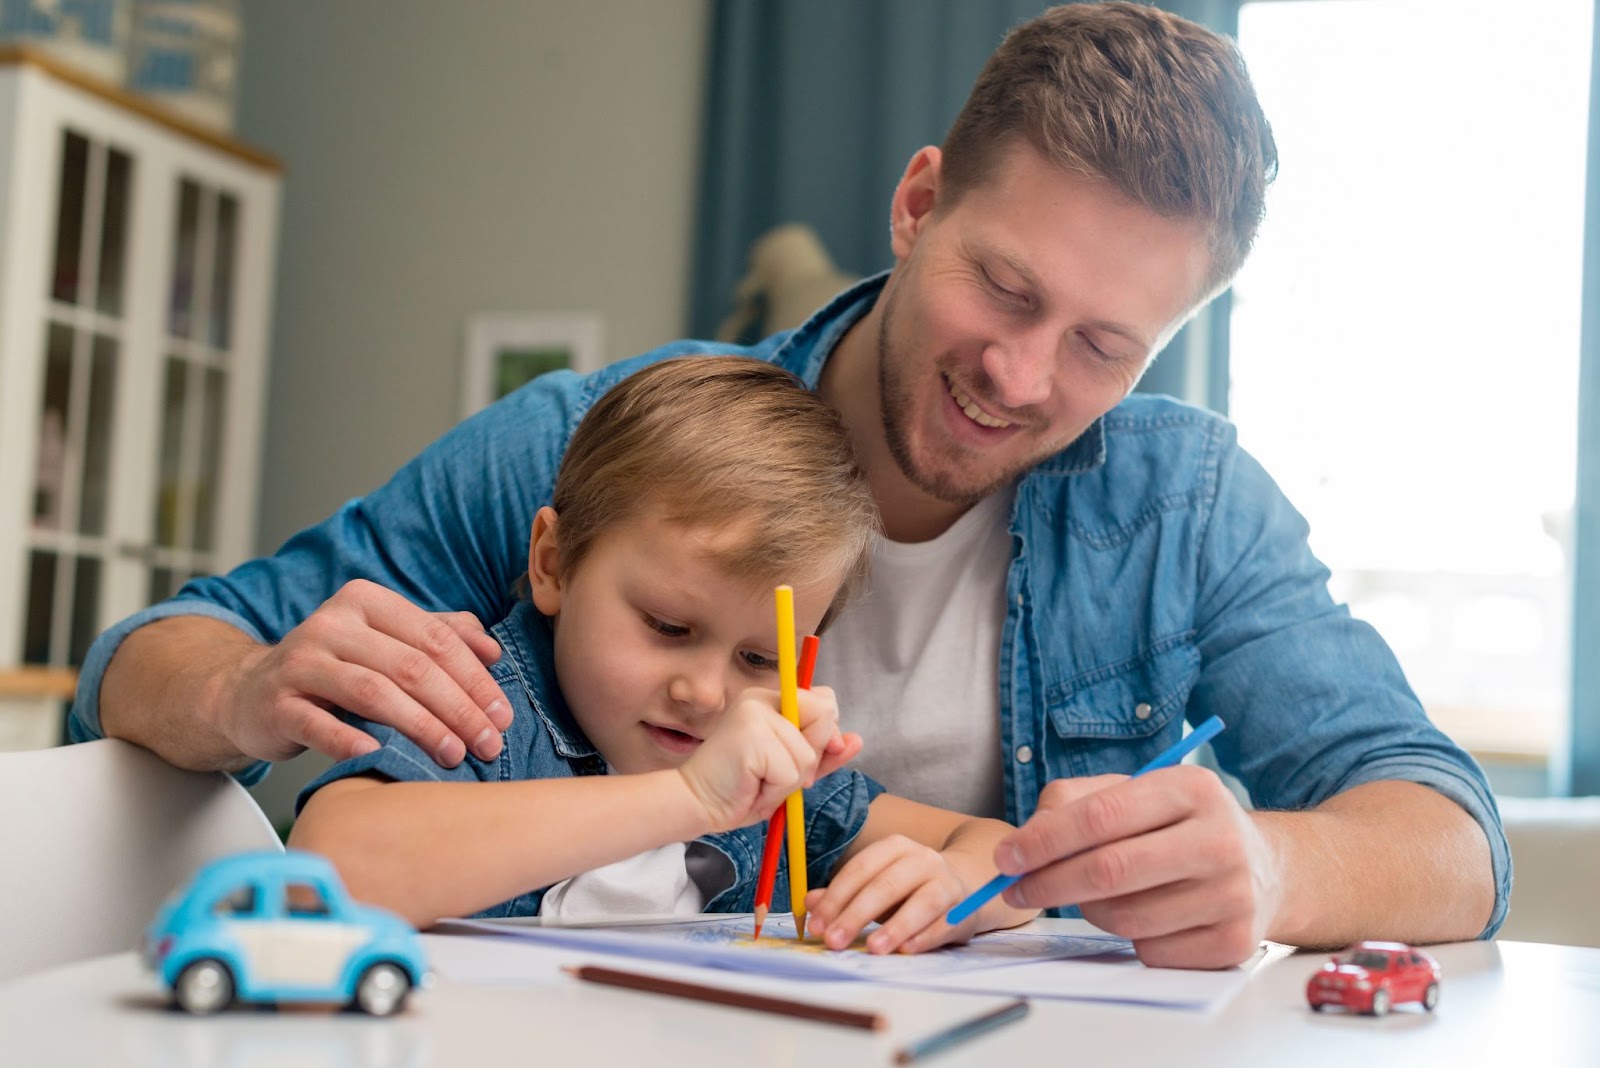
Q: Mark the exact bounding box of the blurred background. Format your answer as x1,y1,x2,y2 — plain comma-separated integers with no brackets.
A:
1,0,1596,835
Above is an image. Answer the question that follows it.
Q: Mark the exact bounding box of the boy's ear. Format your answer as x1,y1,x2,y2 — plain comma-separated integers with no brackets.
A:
528,506,563,616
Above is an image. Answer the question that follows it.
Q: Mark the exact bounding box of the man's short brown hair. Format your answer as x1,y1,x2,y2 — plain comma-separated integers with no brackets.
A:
549,356,877,623
941,1,1277,298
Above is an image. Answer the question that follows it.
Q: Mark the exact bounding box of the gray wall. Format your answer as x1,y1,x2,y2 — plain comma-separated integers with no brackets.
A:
234,1,710,828
237,0,710,550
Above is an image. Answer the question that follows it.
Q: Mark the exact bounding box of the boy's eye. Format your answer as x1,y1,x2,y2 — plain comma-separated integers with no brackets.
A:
644,614,689,638
740,650,779,672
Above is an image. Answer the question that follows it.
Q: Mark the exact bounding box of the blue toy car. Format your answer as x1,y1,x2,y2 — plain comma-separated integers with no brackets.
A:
144,850,429,1016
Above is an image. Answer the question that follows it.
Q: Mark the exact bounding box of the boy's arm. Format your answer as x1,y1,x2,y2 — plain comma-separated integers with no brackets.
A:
805,795,1038,955
291,687,855,928
290,771,711,928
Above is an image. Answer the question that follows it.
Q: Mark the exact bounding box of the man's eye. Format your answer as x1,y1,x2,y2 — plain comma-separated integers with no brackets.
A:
644,615,689,638
1076,331,1115,363
981,268,1028,307
740,650,778,672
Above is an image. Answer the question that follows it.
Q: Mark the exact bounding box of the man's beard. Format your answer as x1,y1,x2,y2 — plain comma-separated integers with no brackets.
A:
875,286,1034,509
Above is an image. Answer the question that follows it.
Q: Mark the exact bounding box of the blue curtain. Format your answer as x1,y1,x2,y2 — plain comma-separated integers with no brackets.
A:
691,0,1239,401
690,0,1046,341
1129,0,1238,410
1567,0,1600,795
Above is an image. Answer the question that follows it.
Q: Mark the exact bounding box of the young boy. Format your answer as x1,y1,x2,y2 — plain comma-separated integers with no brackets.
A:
290,356,1035,955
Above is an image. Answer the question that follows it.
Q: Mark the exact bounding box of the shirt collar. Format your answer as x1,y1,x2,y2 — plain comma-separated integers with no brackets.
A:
493,600,599,761
770,271,887,388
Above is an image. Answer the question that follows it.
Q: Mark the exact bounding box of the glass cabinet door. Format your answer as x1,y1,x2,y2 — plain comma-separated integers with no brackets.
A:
148,176,241,603
21,129,132,668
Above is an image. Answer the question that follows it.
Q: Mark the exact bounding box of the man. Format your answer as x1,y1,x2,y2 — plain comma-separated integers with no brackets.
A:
76,3,1505,968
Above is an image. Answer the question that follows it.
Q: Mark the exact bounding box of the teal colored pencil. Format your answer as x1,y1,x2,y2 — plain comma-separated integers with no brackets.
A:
945,716,1226,925
893,998,1030,1064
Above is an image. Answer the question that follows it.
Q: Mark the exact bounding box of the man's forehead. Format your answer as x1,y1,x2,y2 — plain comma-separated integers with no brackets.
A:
949,159,1212,341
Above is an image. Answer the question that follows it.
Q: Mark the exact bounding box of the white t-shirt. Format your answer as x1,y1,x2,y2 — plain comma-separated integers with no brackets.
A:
815,488,1013,819
538,842,706,918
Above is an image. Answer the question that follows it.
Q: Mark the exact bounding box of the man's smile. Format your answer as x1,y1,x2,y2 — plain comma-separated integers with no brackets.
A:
944,373,1015,430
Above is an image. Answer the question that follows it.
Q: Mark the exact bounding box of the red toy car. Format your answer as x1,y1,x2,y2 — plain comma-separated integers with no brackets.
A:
1306,941,1441,1015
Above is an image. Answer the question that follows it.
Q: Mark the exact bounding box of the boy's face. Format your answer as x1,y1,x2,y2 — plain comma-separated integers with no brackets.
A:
528,506,844,775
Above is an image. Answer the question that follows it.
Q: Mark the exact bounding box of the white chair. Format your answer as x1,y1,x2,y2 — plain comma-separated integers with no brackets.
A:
0,739,283,984
1497,796,1600,949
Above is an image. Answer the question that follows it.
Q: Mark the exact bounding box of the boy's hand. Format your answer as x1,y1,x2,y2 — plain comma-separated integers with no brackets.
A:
676,687,861,833
803,835,978,955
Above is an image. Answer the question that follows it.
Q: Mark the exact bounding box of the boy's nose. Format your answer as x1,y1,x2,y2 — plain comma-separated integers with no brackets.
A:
668,666,727,719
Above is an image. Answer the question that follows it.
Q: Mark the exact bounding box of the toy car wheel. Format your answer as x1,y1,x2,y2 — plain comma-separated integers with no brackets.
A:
1310,1001,1326,1012
354,961,411,1016
174,958,235,1015
1422,982,1440,1011
1368,987,1391,1016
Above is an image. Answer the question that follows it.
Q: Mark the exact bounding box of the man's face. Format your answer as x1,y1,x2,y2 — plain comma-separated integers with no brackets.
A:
529,506,841,775
874,141,1214,506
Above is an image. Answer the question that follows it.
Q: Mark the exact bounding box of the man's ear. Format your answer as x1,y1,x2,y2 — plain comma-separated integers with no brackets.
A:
528,506,563,616
889,146,943,261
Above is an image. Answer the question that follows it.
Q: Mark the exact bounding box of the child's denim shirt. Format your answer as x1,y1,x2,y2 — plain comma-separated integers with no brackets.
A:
296,600,884,917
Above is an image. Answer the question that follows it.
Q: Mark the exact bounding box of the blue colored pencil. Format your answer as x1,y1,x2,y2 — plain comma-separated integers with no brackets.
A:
945,715,1226,926
892,998,1030,1064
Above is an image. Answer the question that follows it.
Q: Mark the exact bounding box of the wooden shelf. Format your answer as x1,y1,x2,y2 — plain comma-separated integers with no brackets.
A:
0,667,78,700
0,46,280,172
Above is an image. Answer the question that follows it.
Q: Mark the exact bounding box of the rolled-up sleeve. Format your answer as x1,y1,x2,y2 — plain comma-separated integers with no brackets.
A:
1190,434,1511,939
68,599,273,782
803,770,888,886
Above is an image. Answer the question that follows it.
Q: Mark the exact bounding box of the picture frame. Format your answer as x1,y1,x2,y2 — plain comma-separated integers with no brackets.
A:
461,311,605,417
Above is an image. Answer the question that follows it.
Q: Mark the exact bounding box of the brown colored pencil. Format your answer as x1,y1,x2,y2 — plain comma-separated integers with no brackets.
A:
563,964,887,1031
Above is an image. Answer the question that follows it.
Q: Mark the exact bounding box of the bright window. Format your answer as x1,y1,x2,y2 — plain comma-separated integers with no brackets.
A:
1230,0,1594,771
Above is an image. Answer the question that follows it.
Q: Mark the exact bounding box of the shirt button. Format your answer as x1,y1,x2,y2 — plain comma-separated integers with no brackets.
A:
1015,745,1033,764
1134,702,1153,720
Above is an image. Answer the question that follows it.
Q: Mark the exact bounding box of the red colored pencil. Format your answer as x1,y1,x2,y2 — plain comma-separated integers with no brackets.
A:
753,633,819,939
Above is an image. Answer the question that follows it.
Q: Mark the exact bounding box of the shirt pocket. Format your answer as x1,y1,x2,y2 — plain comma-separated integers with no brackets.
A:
1042,640,1201,776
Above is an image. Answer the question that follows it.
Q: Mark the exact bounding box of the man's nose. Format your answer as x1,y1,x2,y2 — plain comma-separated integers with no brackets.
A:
979,326,1055,410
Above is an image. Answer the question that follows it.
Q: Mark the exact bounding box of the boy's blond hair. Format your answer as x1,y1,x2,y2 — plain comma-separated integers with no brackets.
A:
549,356,878,624
941,1,1277,300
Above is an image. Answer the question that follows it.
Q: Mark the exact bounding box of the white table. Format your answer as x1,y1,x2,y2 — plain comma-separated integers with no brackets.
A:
3,922,1597,1067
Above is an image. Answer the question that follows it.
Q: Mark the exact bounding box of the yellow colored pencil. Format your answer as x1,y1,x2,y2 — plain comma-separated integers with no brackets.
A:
774,584,808,939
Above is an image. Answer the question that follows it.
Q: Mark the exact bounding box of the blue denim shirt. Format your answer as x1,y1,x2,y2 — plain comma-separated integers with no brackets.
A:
74,273,1510,937
295,600,884,917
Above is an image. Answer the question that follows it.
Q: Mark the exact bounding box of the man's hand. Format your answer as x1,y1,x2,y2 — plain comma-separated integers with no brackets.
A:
677,686,861,833
997,768,1282,968
220,580,509,766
